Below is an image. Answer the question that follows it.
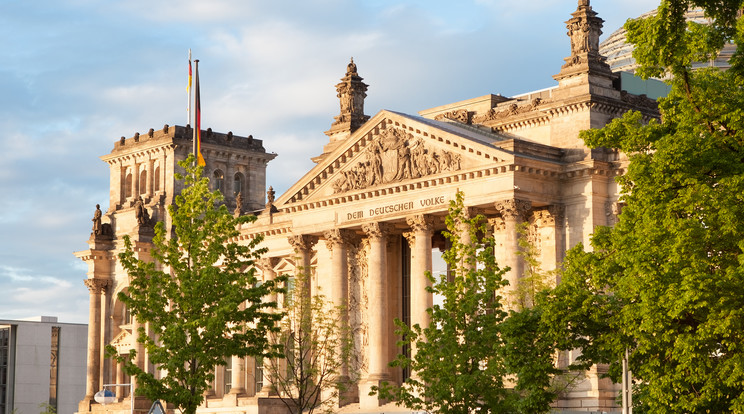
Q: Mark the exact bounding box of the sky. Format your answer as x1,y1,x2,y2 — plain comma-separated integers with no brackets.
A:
0,0,660,324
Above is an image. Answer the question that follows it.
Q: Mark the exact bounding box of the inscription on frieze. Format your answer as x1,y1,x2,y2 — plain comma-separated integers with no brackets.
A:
332,126,461,193
341,195,449,223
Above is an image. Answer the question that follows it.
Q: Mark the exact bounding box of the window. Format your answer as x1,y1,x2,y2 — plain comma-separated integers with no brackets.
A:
223,358,232,395
122,304,132,325
284,276,295,307
255,357,264,394
234,173,244,197
153,166,160,192
124,173,133,198
213,170,224,193
139,170,147,195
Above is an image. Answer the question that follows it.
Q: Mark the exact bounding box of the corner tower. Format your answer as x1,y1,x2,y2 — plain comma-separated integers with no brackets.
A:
75,124,275,412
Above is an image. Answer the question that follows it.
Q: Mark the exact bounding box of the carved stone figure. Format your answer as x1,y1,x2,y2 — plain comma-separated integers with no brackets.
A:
331,126,462,193
267,186,275,204
234,192,243,217
134,196,149,226
92,204,102,235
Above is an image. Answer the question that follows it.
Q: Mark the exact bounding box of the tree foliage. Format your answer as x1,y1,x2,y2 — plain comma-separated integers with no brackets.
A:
265,270,355,414
542,1,744,412
109,155,283,414
375,192,560,414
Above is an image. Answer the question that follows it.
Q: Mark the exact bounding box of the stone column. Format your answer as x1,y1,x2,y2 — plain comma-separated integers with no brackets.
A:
133,162,141,197
360,222,392,409
229,355,246,395
405,215,434,331
100,286,112,387
324,229,357,405
288,235,318,298
225,154,234,198
83,278,108,400
131,314,146,398
494,199,532,304
257,258,279,396
116,360,125,400
323,229,354,374
457,208,483,272
146,158,155,196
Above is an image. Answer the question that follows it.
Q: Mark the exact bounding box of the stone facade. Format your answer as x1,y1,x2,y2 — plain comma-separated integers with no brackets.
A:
75,1,658,413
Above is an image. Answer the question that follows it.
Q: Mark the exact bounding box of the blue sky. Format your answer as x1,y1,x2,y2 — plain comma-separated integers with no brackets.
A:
0,0,659,323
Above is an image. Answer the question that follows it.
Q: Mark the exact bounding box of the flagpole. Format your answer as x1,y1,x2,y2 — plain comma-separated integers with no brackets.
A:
193,59,198,160
187,49,192,127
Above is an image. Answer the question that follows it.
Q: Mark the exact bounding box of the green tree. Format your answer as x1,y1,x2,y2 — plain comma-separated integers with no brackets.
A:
109,155,283,414
542,1,744,412
375,192,559,414
265,271,356,414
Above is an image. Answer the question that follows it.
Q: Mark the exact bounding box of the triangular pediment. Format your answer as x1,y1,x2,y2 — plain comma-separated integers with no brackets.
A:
109,329,135,354
276,110,515,206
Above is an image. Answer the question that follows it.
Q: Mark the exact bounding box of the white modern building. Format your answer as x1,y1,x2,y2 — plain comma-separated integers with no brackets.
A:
0,317,87,414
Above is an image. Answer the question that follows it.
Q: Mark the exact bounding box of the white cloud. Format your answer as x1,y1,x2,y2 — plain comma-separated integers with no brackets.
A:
0,0,662,325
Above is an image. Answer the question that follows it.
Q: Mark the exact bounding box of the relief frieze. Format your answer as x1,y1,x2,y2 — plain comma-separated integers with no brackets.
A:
332,126,461,193
473,98,544,123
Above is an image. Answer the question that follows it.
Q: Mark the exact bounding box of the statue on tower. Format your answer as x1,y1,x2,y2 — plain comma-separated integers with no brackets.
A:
92,204,102,235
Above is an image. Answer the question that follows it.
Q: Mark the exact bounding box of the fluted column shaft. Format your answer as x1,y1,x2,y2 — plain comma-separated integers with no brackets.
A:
84,278,108,399
288,235,319,297
361,222,391,380
230,355,246,394
494,199,532,298
405,215,434,331
258,258,279,395
324,229,353,377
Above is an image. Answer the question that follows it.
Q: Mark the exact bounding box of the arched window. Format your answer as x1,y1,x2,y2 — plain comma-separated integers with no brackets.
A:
122,303,132,325
213,170,224,193
234,172,244,197
153,166,160,192
139,170,147,195
124,173,133,198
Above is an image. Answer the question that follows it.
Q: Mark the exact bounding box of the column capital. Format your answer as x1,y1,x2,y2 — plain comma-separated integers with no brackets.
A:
532,209,555,227
84,278,110,294
402,231,415,247
288,234,318,253
362,222,393,240
256,257,280,272
494,199,532,221
406,214,435,234
488,217,506,233
323,228,356,250
548,204,566,223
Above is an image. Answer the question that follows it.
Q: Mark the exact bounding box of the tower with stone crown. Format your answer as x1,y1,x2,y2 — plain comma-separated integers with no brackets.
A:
74,124,275,412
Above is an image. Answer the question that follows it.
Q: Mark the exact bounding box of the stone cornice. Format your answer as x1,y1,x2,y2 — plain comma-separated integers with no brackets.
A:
479,94,659,133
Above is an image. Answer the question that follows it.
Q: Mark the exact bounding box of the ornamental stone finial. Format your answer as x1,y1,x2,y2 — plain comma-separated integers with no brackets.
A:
328,58,369,134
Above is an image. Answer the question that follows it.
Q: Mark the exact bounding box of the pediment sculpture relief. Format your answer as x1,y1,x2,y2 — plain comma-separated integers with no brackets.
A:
332,126,462,193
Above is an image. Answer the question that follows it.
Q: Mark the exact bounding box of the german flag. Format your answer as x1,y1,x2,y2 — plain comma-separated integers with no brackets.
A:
194,60,206,167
